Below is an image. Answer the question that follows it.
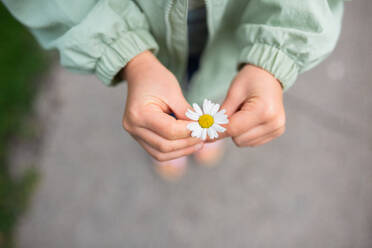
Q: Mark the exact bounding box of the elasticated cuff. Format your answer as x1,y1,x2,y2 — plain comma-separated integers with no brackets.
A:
238,43,300,91
96,29,159,86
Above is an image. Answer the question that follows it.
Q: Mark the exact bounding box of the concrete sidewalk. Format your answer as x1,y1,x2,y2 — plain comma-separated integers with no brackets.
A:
16,1,372,248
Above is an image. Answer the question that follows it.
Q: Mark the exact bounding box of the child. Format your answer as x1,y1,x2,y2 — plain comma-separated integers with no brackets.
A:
3,0,347,179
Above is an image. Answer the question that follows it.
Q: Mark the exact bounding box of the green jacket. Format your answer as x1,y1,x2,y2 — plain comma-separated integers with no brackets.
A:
3,0,348,103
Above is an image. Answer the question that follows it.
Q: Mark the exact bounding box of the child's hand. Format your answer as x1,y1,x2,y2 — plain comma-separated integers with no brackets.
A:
122,51,203,161
220,64,286,147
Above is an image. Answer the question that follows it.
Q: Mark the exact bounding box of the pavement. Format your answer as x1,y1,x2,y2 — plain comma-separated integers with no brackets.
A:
15,1,372,247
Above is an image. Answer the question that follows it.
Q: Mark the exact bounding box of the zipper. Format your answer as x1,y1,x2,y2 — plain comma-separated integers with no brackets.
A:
204,0,213,44
164,0,175,58
164,0,189,89
180,0,189,88
165,0,214,88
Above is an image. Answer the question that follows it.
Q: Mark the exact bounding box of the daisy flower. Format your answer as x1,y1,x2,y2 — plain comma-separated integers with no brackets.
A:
186,99,229,140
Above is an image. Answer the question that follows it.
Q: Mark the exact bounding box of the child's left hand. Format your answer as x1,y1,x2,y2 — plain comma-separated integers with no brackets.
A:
220,64,286,147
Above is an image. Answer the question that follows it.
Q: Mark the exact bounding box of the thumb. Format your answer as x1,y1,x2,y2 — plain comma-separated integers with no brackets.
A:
168,89,192,120
220,81,246,117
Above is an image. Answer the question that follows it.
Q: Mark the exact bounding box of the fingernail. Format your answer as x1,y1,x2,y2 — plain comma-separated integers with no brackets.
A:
195,143,204,151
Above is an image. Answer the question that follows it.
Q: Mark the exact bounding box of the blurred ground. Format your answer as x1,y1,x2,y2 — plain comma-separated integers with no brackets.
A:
15,1,372,248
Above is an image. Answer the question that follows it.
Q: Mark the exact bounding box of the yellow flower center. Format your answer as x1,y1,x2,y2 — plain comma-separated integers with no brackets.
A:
198,114,214,128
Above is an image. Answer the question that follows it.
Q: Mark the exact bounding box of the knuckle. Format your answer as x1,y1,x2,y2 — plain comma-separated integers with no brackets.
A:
270,115,286,130
228,123,239,137
153,152,166,162
158,142,174,153
154,140,164,151
276,115,286,128
186,138,199,146
268,126,285,140
250,142,263,147
256,101,277,121
262,106,277,121
233,137,245,148
253,138,271,147
167,125,179,140
127,108,142,124
275,126,286,137
122,118,132,132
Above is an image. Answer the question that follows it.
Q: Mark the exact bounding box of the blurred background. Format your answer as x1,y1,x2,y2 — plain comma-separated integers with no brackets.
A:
0,1,371,248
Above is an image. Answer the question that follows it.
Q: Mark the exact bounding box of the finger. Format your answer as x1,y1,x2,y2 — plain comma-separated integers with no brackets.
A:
244,132,281,147
134,127,202,153
233,122,279,146
168,91,192,120
235,126,285,147
226,108,264,137
142,110,193,140
136,138,203,162
203,103,262,143
220,83,246,117
203,128,229,143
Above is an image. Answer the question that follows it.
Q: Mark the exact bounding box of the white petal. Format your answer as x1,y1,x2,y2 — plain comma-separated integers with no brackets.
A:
207,127,218,139
214,116,228,124
202,99,208,115
186,109,201,121
191,126,203,138
207,128,214,139
187,122,200,132
208,100,214,114
203,99,212,115
192,103,203,115
219,109,226,114
212,126,219,139
214,110,229,124
201,128,207,140
212,123,226,133
210,103,220,116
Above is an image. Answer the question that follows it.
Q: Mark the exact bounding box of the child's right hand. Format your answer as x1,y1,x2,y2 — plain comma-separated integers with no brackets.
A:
122,51,203,161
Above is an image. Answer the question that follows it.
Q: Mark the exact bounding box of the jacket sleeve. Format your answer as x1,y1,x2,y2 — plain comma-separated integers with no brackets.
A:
236,0,347,91
2,0,159,85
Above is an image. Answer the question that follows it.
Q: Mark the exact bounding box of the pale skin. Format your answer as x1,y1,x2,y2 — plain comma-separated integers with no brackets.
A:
122,50,285,161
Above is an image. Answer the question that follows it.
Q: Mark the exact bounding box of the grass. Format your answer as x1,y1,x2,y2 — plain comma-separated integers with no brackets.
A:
0,4,49,248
